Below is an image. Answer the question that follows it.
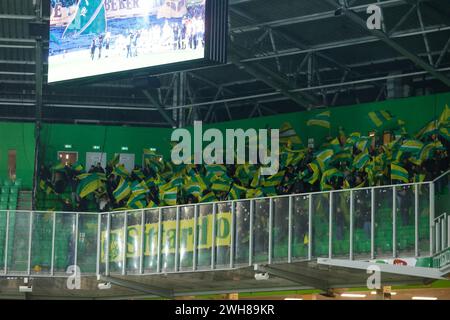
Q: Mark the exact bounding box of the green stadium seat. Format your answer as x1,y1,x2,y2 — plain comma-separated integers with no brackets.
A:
3,180,11,187
9,186,18,194
1,187,9,194
14,179,22,187
0,195,8,202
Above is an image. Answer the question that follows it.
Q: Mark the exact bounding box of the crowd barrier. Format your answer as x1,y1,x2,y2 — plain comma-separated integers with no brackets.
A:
0,171,448,277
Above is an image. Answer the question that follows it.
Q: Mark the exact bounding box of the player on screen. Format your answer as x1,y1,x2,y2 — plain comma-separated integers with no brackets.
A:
90,38,97,61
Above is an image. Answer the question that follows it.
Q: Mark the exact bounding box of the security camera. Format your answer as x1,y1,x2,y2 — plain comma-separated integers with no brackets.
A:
98,282,112,290
254,272,270,281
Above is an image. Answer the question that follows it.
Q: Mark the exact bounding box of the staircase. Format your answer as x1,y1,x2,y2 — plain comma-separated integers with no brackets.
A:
17,190,32,211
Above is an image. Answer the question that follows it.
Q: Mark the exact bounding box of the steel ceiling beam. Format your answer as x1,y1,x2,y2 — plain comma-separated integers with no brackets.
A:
163,66,450,111
327,0,450,87
142,89,177,128
230,0,408,33
230,47,316,109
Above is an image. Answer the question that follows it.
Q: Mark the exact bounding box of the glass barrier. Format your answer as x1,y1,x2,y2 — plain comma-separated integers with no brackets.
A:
8,211,31,273
272,196,289,263
215,202,232,268
0,210,6,273
396,185,415,257
332,191,350,259
434,172,449,221
143,209,159,273
418,184,431,256
109,212,125,274
99,213,108,274
374,187,393,258
125,210,142,274
197,204,212,269
292,195,309,260
234,200,250,266
312,193,329,258
353,189,372,259
160,207,176,273
178,205,195,271
30,212,53,275
0,177,443,276
253,199,270,263
54,212,76,273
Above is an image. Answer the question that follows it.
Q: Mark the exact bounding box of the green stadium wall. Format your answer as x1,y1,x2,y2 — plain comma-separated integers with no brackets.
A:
0,122,35,188
39,123,173,167
0,92,449,188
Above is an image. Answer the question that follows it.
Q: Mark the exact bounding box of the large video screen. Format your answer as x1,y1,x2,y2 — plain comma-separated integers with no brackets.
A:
48,0,213,83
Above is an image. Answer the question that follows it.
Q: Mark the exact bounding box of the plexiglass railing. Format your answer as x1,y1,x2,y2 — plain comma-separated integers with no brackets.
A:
0,171,448,277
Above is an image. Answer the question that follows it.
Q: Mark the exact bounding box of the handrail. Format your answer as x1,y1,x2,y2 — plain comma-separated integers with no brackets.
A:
0,176,443,277
434,212,449,223
2,173,443,216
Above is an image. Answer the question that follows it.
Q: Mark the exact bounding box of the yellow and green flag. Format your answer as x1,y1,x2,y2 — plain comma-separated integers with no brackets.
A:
307,111,331,129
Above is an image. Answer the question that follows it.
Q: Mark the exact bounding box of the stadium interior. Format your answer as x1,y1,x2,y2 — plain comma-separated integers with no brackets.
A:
0,0,449,300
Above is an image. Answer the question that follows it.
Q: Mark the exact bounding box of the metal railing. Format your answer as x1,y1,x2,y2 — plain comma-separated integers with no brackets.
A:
0,171,448,277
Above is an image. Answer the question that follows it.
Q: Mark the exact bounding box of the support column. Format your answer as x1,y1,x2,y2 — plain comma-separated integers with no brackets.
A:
32,2,43,210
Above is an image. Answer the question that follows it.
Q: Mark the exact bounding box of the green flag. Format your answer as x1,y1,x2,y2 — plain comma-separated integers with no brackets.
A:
131,180,149,197
63,0,107,38
368,110,394,128
160,187,178,206
307,111,331,129
229,184,247,200
113,178,131,202
399,139,424,155
262,170,285,187
391,163,409,183
200,192,217,203
76,173,105,199
113,164,129,178
279,122,302,146
353,151,371,170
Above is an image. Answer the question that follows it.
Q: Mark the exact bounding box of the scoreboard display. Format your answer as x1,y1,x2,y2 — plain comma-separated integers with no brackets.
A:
48,0,228,84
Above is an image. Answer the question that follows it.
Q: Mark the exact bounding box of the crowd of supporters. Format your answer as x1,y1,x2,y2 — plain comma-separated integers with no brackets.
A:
38,106,450,213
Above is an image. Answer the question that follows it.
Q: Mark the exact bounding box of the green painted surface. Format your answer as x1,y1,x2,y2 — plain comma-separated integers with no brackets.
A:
0,122,35,188
1,92,449,187
40,123,173,166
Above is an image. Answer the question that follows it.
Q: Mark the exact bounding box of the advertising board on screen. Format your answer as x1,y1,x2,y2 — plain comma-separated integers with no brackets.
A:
48,0,226,84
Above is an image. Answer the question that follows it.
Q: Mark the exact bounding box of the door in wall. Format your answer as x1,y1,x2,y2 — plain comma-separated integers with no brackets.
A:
118,153,135,172
86,152,107,172
8,150,16,181
57,151,78,167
